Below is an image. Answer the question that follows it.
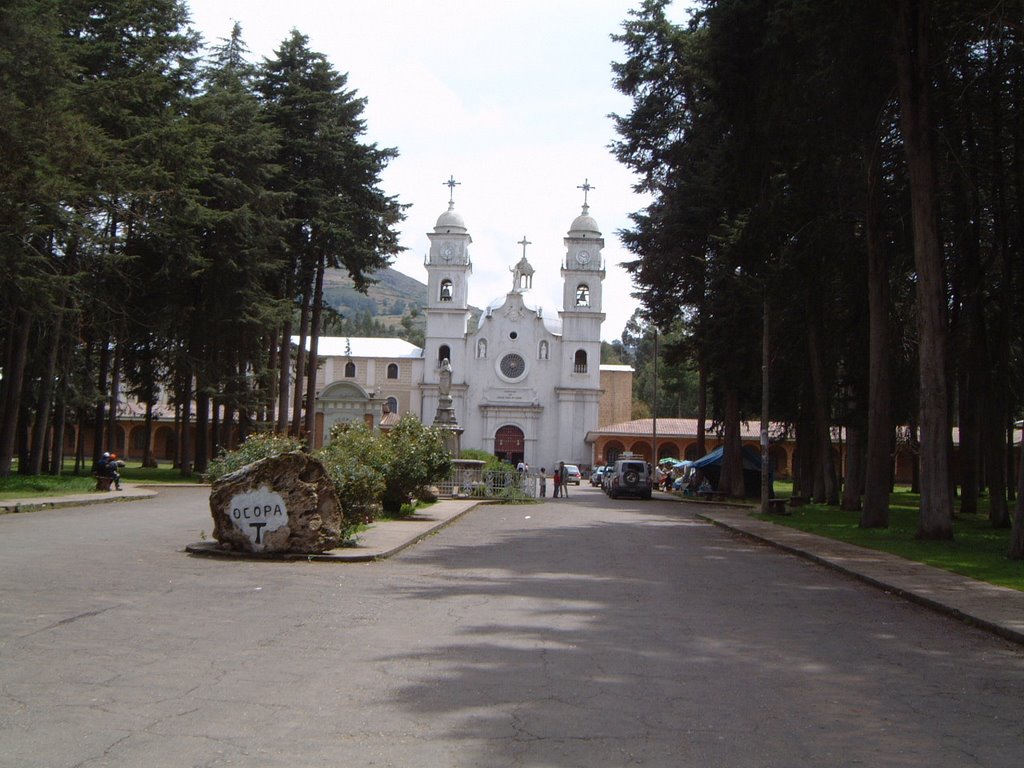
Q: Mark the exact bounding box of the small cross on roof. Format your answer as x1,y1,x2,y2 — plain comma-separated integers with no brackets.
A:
444,175,461,204
577,178,595,208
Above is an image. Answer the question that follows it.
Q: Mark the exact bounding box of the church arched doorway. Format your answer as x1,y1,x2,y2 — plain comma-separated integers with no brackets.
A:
494,424,525,465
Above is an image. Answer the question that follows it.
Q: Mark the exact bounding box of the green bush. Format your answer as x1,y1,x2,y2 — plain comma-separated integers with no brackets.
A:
315,422,388,523
379,415,452,515
205,432,306,482
459,448,505,471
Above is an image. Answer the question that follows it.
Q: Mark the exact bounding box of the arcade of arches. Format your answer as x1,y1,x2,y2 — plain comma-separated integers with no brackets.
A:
585,417,949,484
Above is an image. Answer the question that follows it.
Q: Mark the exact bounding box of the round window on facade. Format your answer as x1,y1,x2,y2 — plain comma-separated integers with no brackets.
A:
498,352,527,381
509,331,518,340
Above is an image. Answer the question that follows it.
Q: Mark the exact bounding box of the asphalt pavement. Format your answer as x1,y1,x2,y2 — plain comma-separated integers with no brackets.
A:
3,483,1023,767
4,484,1022,646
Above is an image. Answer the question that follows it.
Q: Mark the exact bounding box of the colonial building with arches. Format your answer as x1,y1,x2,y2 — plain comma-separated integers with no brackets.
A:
586,418,798,479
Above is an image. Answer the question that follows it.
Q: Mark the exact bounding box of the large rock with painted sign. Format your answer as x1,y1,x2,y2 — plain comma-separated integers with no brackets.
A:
209,452,344,554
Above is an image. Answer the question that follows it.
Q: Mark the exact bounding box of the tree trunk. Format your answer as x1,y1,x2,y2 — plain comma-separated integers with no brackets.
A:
841,425,864,512
985,397,1009,527
194,386,209,475
28,313,63,475
303,254,326,447
106,343,121,456
50,398,66,476
1009,424,1024,559
719,388,745,498
92,340,110,462
142,401,155,468
0,308,32,477
862,137,894,527
290,268,314,436
894,0,953,538
807,320,839,505
179,376,192,477
276,321,292,434
696,357,708,457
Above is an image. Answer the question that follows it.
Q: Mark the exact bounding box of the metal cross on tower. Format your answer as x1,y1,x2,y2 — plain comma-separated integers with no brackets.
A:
577,178,595,208
444,175,461,204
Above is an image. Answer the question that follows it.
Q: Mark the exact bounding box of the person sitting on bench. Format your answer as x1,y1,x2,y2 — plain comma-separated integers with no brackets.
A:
97,452,122,491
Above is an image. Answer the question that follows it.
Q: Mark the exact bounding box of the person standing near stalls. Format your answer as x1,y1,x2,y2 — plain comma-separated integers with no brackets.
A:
538,467,547,498
559,461,569,498
552,466,561,498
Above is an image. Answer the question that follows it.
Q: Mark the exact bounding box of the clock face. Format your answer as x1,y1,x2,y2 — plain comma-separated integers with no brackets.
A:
576,250,591,265
499,353,526,380
442,246,454,262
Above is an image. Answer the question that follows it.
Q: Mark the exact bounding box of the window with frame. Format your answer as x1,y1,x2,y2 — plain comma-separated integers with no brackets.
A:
573,349,587,373
387,363,399,379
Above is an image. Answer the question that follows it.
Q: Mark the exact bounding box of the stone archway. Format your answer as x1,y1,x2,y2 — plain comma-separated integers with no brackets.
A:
494,424,525,465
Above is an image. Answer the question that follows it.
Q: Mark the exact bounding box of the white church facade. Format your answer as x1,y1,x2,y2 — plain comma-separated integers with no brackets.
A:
304,187,625,469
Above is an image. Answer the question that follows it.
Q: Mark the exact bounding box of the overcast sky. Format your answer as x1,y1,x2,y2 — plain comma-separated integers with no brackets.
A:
186,1,693,341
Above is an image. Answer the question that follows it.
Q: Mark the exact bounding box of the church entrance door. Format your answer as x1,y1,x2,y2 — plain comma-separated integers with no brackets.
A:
494,425,525,465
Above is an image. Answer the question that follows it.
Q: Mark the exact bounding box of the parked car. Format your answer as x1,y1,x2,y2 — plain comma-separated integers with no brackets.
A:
590,466,607,486
562,464,582,485
607,456,653,499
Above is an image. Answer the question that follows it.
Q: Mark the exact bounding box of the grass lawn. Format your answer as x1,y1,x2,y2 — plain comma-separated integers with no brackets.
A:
0,461,206,501
754,486,1024,592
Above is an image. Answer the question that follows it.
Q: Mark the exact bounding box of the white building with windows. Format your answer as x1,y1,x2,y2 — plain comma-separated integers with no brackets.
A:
306,187,610,468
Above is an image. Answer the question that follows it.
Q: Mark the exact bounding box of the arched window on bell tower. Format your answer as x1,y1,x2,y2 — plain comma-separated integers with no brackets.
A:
438,344,450,367
573,349,588,373
575,284,590,307
439,279,453,302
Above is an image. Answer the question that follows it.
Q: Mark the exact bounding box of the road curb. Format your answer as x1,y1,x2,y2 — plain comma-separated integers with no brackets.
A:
695,509,1024,648
185,499,487,562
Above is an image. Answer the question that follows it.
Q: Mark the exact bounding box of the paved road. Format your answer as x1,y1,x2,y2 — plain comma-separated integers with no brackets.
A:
1,486,1022,767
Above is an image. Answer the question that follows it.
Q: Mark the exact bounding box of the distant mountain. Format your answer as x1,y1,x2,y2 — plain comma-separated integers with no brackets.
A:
321,266,481,333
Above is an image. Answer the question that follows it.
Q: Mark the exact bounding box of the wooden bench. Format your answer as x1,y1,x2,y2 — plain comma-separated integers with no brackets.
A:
767,498,789,515
94,475,113,491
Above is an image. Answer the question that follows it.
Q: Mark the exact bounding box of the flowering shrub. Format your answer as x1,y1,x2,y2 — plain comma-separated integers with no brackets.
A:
378,415,452,515
205,433,306,482
315,422,387,523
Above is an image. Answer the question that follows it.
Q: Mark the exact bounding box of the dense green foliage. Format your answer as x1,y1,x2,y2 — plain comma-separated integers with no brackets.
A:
203,417,450,521
376,415,452,514
612,0,1024,551
316,422,388,523
205,432,306,482
0,2,404,481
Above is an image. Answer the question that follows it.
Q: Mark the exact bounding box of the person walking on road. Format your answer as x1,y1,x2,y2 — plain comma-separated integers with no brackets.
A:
552,467,561,498
559,461,569,498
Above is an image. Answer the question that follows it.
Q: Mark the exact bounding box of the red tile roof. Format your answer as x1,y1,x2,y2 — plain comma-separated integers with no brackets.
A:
593,418,769,440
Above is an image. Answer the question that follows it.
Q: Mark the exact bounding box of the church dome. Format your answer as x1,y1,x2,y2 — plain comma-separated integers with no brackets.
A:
568,204,601,237
435,202,467,234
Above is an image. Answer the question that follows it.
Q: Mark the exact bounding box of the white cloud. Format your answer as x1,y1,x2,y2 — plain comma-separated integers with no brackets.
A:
186,0,675,340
